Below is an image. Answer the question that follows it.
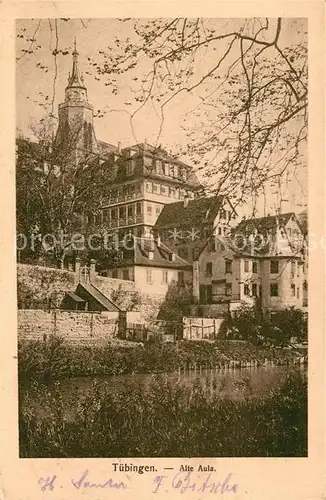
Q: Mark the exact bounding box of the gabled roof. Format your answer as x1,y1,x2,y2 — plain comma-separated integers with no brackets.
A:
155,195,224,229
117,237,191,269
235,212,296,236
76,282,121,311
197,216,305,260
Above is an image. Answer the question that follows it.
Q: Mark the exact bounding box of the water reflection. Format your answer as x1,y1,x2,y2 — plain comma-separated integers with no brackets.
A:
59,364,306,401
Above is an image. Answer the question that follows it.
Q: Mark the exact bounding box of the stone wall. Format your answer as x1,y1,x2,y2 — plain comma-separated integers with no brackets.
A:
93,275,138,310
17,264,139,310
17,264,76,306
18,309,119,342
17,264,170,321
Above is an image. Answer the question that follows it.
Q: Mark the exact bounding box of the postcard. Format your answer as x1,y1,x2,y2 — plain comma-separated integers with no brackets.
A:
0,1,325,499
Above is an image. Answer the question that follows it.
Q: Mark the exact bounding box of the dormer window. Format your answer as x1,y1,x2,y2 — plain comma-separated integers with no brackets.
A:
168,253,175,262
156,159,163,174
126,160,134,175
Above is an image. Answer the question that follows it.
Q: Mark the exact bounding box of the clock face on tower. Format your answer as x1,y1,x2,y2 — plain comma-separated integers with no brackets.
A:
67,89,86,101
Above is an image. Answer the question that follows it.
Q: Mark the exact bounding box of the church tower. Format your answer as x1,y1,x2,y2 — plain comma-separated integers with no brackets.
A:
56,39,97,157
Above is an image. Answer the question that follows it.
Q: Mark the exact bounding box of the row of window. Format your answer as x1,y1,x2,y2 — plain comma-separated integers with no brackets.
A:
102,203,142,221
243,283,299,298
106,184,142,202
205,258,301,277
112,268,185,285
205,260,232,275
125,156,189,182
145,181,194,200
145,269,185,285
243,260,259,273
270,283,300,298
102,202,164,221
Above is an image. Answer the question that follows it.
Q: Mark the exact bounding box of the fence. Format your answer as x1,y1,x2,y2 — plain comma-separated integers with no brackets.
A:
183,317,224,341
125,320,183,342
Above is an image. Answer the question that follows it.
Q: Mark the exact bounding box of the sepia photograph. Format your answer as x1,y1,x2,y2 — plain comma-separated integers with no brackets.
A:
16,17,309,459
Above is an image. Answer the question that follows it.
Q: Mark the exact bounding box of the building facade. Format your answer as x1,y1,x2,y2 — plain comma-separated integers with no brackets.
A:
54,45,202,239
98,142,202,239
104,235,192,296
154,195,237,264
194,213,307,316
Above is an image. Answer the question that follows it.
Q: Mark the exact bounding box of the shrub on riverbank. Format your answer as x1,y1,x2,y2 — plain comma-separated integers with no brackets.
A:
19,371,307,458
18,336,306,383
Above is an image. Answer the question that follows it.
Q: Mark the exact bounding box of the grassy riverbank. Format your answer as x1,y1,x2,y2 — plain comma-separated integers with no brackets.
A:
19,371,307,457
18,336,306,383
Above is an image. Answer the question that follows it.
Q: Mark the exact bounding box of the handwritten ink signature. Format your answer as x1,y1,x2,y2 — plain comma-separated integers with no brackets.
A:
72,469,128,489
38,470,128,492
153,471,238,494
38,476,57,492
38,469,238,495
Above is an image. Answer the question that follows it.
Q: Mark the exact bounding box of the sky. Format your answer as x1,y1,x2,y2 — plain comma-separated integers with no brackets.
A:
16,18,307,217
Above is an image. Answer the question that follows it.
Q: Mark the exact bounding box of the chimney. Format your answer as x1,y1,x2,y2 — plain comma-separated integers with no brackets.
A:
89,259,97,281
117,141,121,153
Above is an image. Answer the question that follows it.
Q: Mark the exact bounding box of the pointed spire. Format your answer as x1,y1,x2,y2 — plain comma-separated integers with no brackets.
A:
66,38,85,90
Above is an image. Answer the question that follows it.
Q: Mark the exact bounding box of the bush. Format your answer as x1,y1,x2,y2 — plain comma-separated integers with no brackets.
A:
229,304,262,341
158,282,193,323
19,371,307,458
18,335,304,382
18,336,69,383
271,308,308,342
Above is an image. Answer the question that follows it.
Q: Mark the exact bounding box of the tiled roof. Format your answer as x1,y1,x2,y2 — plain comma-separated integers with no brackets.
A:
155,195,224,229
122,143,201,188
123,143,190,167
235,213,295,235
118,237,191,269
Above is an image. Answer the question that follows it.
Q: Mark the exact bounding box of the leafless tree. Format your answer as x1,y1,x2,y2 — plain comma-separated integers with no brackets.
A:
17,18,307,213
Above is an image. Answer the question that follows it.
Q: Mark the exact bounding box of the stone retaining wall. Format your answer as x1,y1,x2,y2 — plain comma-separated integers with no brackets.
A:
18,309,119,342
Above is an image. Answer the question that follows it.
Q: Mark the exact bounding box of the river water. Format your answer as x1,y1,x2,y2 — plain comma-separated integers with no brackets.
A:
56,364,306,402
